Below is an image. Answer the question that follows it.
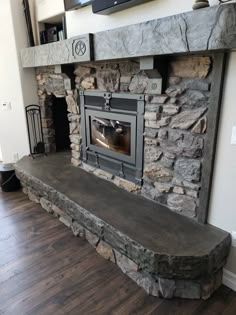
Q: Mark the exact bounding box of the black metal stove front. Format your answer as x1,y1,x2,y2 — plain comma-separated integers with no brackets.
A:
79,90,144,185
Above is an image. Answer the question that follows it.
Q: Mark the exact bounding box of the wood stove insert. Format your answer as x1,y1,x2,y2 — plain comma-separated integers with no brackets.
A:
79,90,145,184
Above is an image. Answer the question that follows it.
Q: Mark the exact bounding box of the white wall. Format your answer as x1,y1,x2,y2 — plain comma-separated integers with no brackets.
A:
0,0,38,163
208,51,236,277
66,0,224,38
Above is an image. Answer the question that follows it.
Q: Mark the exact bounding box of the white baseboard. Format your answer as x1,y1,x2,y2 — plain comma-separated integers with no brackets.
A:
223,269,236,292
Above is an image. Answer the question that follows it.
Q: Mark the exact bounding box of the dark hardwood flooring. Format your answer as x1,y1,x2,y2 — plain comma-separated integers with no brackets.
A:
0,190,236,315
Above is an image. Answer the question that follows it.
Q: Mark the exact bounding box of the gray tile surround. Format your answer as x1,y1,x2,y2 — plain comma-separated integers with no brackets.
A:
21,4,236,68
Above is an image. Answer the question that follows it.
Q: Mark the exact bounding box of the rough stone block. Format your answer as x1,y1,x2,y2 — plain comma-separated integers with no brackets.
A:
144,112,161,121
69,134,81,145
114,177,140,192
192,116,207,134
154,182,172,193
85,229,99,248
170,108,207,130
96,240,115,262
52,205,65,218
28,188,40,203
71,221,85,238
59,215,73,228
127,271,160,297
165,87,185,97
169,57,211,79
97,69,120,92
144,164,172,182
70,122,80,135
173,186,185,195
145,95,168,104
129,72,148,94
145,117,170,129
66,95,78,114
40,197,54,213
72,150,80,160
114,250,139,273
162,105,179,116
158,278,176,299
81,77,96,89
175,158,201,182
144,147,163,163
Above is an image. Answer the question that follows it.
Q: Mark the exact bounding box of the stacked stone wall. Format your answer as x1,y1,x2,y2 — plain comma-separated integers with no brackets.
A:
35,56,212,220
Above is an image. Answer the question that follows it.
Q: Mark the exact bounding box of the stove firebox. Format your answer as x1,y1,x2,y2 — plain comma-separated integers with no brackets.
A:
79,91,144,184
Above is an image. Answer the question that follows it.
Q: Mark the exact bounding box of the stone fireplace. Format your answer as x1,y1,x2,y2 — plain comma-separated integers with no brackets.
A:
18,4,236,299
35,55,213,221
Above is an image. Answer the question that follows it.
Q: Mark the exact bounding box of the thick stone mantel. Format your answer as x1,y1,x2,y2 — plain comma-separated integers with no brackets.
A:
21,3,236,68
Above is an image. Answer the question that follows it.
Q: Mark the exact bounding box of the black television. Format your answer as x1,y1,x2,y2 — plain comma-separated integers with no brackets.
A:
92,0,154,15
64,0,92,11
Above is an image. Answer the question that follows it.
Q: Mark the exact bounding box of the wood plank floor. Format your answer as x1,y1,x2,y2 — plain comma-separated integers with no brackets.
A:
0,191,236,315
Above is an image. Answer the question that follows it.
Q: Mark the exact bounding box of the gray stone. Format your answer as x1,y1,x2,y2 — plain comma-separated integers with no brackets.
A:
45,78,65,96
129,72,148,93
59,215,73,228
180,78,210,91
52,205,65,217
145,117,170,129
170,108,207,130
173,186,185,195
74,65,92,79
28,188,40,203
172,177,200,191
158,129,168,141
114,250,139,273
175,279,201,299
179,90,208,108
82,163,96,173
175,158,201,182
142,184,165,203
40,197,53,213
144,128,158,139
162,105,179,116
162,130,204,158
71,221,85,238
158,278,176,299
145,95,168,104
154,182,172,193
144,112,161,121
144,163,173,182
120,76,132,91
144,137,159,146
145,104,163,113
127,271,160,297
165,87,185,97
144,147,163,162
161,155,175,169
97,69,120,92
186,189,199,198
85,229,100,248
119,61,140,75
168,77,182,85
167,194,197,217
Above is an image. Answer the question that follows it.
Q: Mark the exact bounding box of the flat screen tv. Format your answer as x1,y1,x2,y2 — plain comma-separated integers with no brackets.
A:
92,0,154,15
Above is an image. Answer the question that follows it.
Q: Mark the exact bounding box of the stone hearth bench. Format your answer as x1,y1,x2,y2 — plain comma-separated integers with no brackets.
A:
15,153,231,299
